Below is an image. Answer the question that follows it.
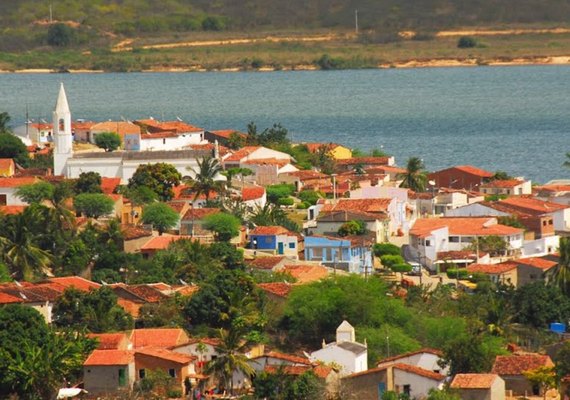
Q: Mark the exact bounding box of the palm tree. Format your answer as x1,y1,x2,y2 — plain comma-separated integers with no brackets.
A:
0,111,11,133
205,326,254,395
0,207,53,280
187,156,225,201
398,157,428,192
548,237,570,296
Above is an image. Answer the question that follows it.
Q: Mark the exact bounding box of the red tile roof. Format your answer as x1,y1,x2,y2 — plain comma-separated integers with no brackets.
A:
258,282,292,298
282,264,328,284
87,333,129,350
246,256,286,270
181,208,220,221
321,198,392,214
0,177,38,187
265,365,311,375
186,337,221,347
0,158,15,170
147,120,203,134
377,348,443,365
410,217,523,238
492,354,554,375
393,363,446,381
516,257,557,270
140,131,179,139
100,177,121,194
208,129,247,139
140,236,192,251
481,179,526,189
337,157,391,166
0,205,27,215
498,197,569,214
0,291,24,304
121,284,168,302
535,185,570,193
242,186,265,201
450,374,500,389
91,121,141,136
130,328,189,349
84,350,133,366
166,201,187,214
257,351,312,365
450,165,494,178
122,225,153,241
467,262,519,274
136,347,195,364
224,146,263,162
282,170,328,180
47,276,101,292
250,226,292,236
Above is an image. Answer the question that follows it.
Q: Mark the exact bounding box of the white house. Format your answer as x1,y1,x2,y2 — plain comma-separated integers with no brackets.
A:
409,217,524,269
450,374,505,400
241,186,267,209
377,348,449,376
310,320,367,375
222,146,292,169
0,177,39,205
480,179,532,196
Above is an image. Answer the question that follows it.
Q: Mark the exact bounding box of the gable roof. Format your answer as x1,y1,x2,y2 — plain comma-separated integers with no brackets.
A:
255,351,312,365
377,348,443,365
100,177,121,194
337,157,391,166
0,205,27,215
258,282,293,298
321,198,392,214
224,146,262,162
182,207,220,221
207,129,247,139
246,256,287,270
345,362,445,381
87,333,129,350
496,197,569,215
0,177,38,187
136,347,195,364
481,179,527,189
492,354,554,375
47,276,101,292
0,158,15,170
250,226,292,236
467,262,519,275
515,257,557,271
84,350,133,366
450,374,500,389
129,328,189,349
410,217,522,238
140,236,192,251
282,264,328,284
242,186,266,201
441,165,494,178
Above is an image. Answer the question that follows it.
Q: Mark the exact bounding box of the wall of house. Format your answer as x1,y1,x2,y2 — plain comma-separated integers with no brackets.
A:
311,346,360,375
522,235,559,257
276,234,298,257
84,364,135,395
393,369,443,399
553,209,570,232
342,369,389,400
428,169,486,190
502,375,536,396
135,355,191,395
456,388,493,400
0,162,15,177
251,234,276,250
445,203,508,217
377,354,448,376
173,343,218,362
0,188,27,206
29,301,53,324
139,133,204,151
491,376,506,400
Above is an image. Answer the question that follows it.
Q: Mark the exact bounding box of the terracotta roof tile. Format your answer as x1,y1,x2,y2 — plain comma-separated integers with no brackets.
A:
392,363,446,381
122,225,153,241
481,179,527,189
246,256,286,270
181,208,220,221
0,177,38,187
516,257,557,270
449,165,494,178
136,347,195,364
121,284,168,302
224,146,262,162
322,198,392,214
186,337,221,347
145,120,203,134
47,276,101,292
166,201,187,214
467,262,519,274
84,350,133,366
250,226,291,236
337,157,391,166
497,197,570,214
0,205,27,215
282,170,328,180
140,236,192,251
242,186,265,201
91,121,140,136
208,129,247,139
258,282,292,298
265,365,311,375
130,328,188,349
282,264,328,284
256,351,312,365
100,177,121,194
140,131,179,139
492,354,554,375
0,291,24,304
0,158,15,170
450,374,500,389
410,217,523,238
87,333,129,350
241,158,290,166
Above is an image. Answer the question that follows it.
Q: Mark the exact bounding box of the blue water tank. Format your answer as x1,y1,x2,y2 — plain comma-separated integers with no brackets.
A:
550,322,566,334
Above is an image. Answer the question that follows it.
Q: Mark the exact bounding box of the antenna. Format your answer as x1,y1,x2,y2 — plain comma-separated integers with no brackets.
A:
49,3,53,23
355,9,359,35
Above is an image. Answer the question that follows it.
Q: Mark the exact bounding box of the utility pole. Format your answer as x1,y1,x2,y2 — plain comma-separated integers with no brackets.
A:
355,9,359,35
49,3,53,23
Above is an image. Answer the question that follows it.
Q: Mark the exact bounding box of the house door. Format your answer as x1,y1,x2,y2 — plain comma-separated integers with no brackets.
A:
0,195,6,205
278,242,284,255
377,383,386,399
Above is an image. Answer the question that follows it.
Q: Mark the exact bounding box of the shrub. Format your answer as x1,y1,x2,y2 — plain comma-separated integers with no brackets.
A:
391,263,412,276
251,58,263,69
202,16,227,31
298,190,322,205
94,132,121,152
296,201,310,209
47,23,76,47
380,255,405,268
267,184,295,204
457,36,477,48
338,220,366,236
278,197,294,206
373,243,401,257
446,268,470,280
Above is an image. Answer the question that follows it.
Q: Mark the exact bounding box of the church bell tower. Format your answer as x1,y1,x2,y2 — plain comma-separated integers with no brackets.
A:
53,83,73,176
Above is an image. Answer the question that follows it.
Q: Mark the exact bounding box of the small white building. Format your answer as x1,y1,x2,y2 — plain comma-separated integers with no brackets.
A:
480,179,532,196
0,177,39,205
450,373,505,400
377,348,449,376
310,320,367,375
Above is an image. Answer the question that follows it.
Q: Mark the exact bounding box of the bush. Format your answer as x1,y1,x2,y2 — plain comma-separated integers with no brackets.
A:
380,255,405,268
338,220,366,236
298,190,322,205
391,263,412,275
373,243,401,257
202,16,227,31
47,23,76,47
446,268,470,280
94,132,121,152
296,201,310,209
278,197,294,206
457,36,477,48
267,184,295,204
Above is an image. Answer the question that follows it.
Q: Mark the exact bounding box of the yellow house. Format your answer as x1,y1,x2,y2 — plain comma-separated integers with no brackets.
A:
304,143,352,160
0,159,15,177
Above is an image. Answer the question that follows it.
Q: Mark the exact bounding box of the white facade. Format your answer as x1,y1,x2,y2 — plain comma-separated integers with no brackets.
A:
445,203,509,217
378,351,449,376
310,321,368,375
0,187,28,206
393,368,444,398
522,235,560,257
138,132,206,152
53,83,73,176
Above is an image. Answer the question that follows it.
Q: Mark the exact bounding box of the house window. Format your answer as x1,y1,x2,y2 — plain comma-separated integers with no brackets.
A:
461,237,473,243
169,369,176,378
549,220,553,225
139,369,145,379
543,221,547,226
530,274,536,280
403,385,411,396
265,237,272,244
0,195,6,206
118,368,126,386
310,248,323,259
424,240,431,247
449,236,460,243
163,138,166,144
288,242,295,249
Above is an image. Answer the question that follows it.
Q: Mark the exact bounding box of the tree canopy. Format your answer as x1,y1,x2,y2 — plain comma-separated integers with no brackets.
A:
141,202,179,235
94,132,121,152
74,193,115,219
0,132,29,167
128,162,182,201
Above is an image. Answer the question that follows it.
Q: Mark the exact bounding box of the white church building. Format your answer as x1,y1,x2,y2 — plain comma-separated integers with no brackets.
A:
310,320,368,375
52,83,215,182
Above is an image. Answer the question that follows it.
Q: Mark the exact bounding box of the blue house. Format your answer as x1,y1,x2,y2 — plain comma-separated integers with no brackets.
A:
304,235,373,275
249,226,300,259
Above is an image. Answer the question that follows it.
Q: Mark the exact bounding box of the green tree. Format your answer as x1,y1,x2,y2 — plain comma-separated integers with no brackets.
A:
0,132,29,166
311,144,336,174
139,298,184,328
0,111,11,133
497,215,525,229
338,220,366,236
0,206,53,280
523,366,556,400
380,254,405,268
250,203,299,232
266,184,295,204
75,171,102,194
74,193,115,219
298,190,322,205
491,170,513,180
206,326,255,394
53,287,133,332
391,263,412,279
227,132,246,149
457,36,477,48
15,181,55,204
128,163,182,201
548,236,570,296
469,235,508,257
187,156,224,201
373,243,401,257
440,333,495,374
512,281,570,328
123,185,158,206
47,23,76,46
398,157,427,192
94,131,121,152
427,388,461,400
203,212,241,241
141,202,179,235
554,341,570,381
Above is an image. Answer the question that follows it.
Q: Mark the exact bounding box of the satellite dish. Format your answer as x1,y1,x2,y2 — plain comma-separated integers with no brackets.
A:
428,180,436,186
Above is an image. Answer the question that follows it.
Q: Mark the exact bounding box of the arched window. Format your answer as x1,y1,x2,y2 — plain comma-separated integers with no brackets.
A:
59,118,65,131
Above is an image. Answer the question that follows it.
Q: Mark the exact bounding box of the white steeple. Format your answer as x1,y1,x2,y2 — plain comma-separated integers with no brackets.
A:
53,83,73,176
336,320,356,343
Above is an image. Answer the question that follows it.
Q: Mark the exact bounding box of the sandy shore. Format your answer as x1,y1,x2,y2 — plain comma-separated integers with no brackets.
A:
1,55,570,74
